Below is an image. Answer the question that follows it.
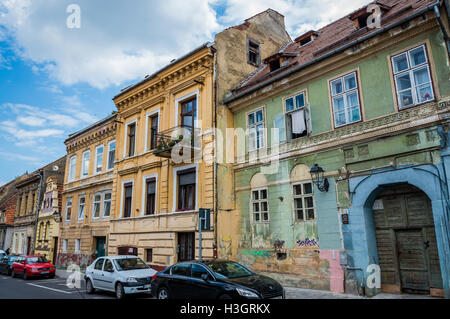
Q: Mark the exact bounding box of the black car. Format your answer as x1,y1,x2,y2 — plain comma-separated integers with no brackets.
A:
0,255,19,276
151,260,284,299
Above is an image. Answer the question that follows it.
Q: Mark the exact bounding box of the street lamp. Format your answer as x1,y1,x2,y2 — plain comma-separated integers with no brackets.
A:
309,164,329,192
52,211,62,223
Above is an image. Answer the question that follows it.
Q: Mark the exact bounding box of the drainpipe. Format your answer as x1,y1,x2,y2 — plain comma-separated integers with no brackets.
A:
434,4,450,58
31,170,44,255
211,45,219,259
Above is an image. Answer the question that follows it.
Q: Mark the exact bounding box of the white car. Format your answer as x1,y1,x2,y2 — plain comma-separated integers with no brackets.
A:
85,255,157,299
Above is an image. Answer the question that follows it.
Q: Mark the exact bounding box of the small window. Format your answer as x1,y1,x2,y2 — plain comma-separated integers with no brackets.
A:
92,194,102,219
95,145,103,173
103,192,112,217
149,114,159,150
62,239,68,253
107,140,116,170
177,169,196,211
269,59,281,72
247,108,265,151
251,188,269,223
78,196,85,221
127,123,136,157
284,92,309,140
82,151,90,177
330,72,362,128
145,249,153,263
123,183,133,218
181,98,197,128
68,156,76,181
65,198,72,221
293,182,315,221
75,239,81,253
391,45,434,109
145,178,156,215
247,38,260,66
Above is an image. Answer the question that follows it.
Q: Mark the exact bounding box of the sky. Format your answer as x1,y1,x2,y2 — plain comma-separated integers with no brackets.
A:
0,0,372,185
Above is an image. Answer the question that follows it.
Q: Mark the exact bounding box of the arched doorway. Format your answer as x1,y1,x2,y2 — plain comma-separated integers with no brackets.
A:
372,184,444,295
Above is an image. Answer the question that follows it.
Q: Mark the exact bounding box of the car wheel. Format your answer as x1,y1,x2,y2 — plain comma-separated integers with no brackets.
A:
157,287,169,299
49,273,55,279
85,279,95,294
116,282,125,299
219,294,232,299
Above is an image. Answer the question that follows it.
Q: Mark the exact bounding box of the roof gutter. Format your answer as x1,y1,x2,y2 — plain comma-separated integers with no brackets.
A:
224,1,441,105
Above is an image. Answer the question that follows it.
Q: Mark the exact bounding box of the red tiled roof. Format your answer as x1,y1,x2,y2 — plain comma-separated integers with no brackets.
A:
225,0,439,103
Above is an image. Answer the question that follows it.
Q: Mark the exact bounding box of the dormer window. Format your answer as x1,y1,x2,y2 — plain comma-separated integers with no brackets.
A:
269,59,281,72
295,31,319,47
349,2,391,30
247,37,260,67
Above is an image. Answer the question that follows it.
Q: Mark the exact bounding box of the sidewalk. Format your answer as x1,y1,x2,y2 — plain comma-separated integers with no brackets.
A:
284,287,440,299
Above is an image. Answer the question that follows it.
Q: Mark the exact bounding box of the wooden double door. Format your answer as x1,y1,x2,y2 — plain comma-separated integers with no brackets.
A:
177,232,195,262
373,185,443,295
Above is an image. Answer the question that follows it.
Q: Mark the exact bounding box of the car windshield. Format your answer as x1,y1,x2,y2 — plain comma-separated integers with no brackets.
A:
204,261,253,279
8,256,18,262
113,257,150,271
27,257,48,264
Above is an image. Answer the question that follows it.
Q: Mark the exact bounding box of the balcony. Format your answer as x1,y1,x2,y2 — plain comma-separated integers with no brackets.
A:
153,126,201,159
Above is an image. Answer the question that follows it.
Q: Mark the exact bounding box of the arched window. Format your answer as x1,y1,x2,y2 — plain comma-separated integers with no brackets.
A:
38,222,44,240
250,173,269,223
290,164,316,222
45,221,50,240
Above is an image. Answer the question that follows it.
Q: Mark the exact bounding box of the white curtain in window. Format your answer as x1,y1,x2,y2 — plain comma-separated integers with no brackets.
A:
291,110,306,134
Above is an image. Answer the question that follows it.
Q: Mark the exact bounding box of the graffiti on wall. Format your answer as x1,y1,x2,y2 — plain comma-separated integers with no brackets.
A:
241,249,271,257
296,238,318,247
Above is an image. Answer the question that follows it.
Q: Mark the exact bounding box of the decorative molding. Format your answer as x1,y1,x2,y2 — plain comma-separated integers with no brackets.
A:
66,121,117,153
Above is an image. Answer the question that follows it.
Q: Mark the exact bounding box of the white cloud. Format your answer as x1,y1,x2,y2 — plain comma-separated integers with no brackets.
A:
0,0,220,89
0,151,43,165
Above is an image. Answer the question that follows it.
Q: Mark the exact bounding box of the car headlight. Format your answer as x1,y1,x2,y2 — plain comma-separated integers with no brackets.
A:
236,288,259,298
31,268,38,272
126,277,137,283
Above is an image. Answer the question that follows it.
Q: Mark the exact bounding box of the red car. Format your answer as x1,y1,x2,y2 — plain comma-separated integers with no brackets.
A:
11,255,56,280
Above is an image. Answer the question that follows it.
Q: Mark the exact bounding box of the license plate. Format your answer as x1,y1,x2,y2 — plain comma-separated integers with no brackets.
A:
141,285,150,289
40,271,49,274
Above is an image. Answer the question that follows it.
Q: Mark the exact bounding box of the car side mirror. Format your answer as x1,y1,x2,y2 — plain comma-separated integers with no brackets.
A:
201,274,209,281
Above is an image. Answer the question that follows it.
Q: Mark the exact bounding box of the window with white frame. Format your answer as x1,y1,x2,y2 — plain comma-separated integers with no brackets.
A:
251,188,269,223
391,44,434,109
103,192,112,217
330,72,362,128
78,196,85,221
65,198,72,221
293,182,315,221
62,239,68,253
92,194,102,219
95,144,103,173
107,140,116,170
68,156,76,181
284,92,310,140
126,122,136,157
75,239,81,253
82,150,90,177
247,108,265,151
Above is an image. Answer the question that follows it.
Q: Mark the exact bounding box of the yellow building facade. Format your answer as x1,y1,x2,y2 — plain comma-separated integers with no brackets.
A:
57,114,117,269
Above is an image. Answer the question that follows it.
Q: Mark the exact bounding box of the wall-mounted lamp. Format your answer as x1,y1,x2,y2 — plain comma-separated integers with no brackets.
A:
309,164,329,192
52,211,62,223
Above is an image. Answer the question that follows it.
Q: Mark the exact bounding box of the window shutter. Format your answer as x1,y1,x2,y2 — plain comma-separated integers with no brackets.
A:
179,171,196,186
146,179,156,194
305,104,312,135
273,114,286,143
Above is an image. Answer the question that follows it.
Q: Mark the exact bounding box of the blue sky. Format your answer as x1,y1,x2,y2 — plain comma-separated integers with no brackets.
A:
0,0,370,185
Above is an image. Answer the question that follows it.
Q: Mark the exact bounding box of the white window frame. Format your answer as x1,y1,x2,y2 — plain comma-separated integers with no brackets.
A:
68,156,76,182
120,179,134,218
283,91,311,140
142,173,158,216
175,90,199,128
92,193,102,219
172,164,198,212
247,107,265,152
102,191,112,218
107,140,116,171
123,119,138,159
77,195,86,221
94,144,104,174
65,197,72,222
145,109,160,152
251,188,269,223
81,150,90,177
62,239,68,253
391,44,434,110
292,182,316,222
330,71,362,128
75,239,81,253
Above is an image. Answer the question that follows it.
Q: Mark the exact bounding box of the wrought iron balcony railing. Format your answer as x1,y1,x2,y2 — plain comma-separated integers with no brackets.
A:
153,126,201,159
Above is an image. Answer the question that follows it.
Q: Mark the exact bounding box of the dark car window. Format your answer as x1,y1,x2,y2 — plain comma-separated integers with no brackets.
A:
8,256,18,263
204,261,253,279
26,257,48,264
94,259,104,270
104,259,114,272
1,257,7,263
171,264,190,277
191,264,209,279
